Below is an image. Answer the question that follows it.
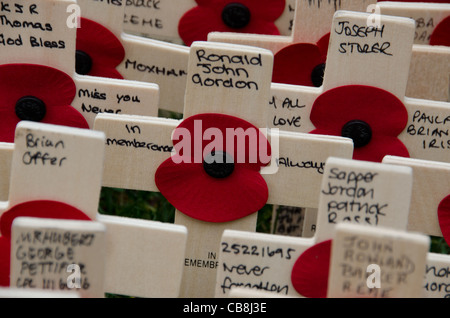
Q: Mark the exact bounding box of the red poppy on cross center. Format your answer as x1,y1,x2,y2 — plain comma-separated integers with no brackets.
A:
76,17,125,79
272,33,330,87
309,85,410,163
155,113,271,223
0,64,89,143
0,200,91,287
178,0,286,47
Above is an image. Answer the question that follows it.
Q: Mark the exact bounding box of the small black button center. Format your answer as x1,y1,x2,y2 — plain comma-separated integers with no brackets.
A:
311,63,326,87
222,3,251,29
75,50,93,75
15,96,47,122
203,151,235,179
341,120,372,148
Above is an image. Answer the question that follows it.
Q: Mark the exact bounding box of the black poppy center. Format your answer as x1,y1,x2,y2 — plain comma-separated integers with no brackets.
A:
341,120,372,148
222,3,251,29
311,63,326,87
203,151,235,179
75,50,93,75
15,96,47,122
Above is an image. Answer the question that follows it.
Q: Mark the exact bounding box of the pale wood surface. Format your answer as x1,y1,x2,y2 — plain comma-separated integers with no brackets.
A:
0,143,14,202
10,217,107,298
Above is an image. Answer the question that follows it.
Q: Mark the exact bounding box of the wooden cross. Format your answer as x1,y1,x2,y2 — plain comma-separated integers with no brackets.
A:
76,0,190,114
378,2,450,102
0,121,107,296
244,10,448,239
0,121,188,298
381,156,450,242
10,217,107,298
122,0,296,44
0,0,160,131
215,156,415,297
327,222,430,298
424,253,450,298
93,40,354,298
266,11,450,163
209,0,450,102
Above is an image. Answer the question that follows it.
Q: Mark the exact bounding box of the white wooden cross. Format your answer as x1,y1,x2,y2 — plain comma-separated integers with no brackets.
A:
209,0,450,102
10,217,107,298
266,11,450,163
381,156,450,243
327,222,430,298
76,0,190,114
0,121,107,295
215,156,414,297
242,10,448,239
93,40,354,298
0,0,160,132
378,1,450,102
0,0,160,202
0,121,188,298
122,0,296,44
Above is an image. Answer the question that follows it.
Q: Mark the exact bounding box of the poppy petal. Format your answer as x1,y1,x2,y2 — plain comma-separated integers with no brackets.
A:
77,18,125,77
0,236,10,287
273,43,325,86
310,85,408,135
0,64,76,109
0,201,92,238
179,6,225,46
41,105,89,130
246,0,286,21
438,195,450,246
0,109,20,143
155,157,268,222
291,240,332,298
429,16,450,47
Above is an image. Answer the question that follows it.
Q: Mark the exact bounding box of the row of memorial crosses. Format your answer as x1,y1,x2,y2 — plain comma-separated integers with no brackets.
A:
0,0,448,298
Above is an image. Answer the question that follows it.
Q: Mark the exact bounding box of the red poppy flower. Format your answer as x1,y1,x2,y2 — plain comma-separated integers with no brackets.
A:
155,113,271,223
76,18,125,79
430,16,450,47
178,0,286,47
0,64,89,143
291,240,332,298
309,85,410,163
0,200,91,287
438,194,450,246
272,33,330,87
